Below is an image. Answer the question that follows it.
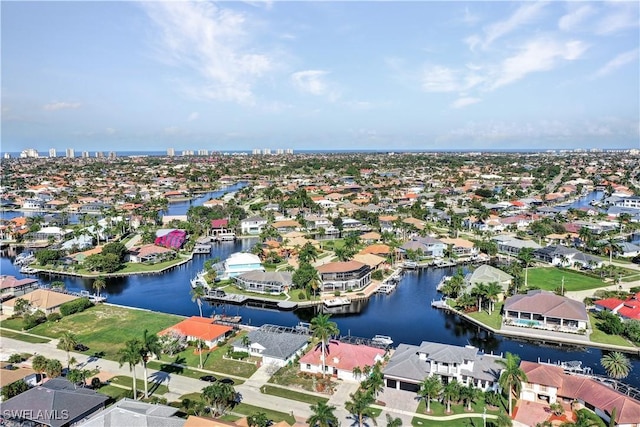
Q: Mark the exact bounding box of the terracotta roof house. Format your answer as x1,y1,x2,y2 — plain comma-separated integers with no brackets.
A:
232,328,309,368
316,261,371,292
127,244,176,264
439,237,478,256
383,341,503,393
299,341,385,382
160,316,232,349
503,290,589,333
0,362,40,391
0,275,39,301
520,361,640,427
359,244,391,256
272,220,300,232
1,289,79,316
78,398,185,427
352,253,387,270
0,378,108,427
595,292,640,321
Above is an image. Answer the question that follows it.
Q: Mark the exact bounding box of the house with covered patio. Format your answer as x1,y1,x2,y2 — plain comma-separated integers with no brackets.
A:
316,261,371,292
503,290,589,333
234,271,292,294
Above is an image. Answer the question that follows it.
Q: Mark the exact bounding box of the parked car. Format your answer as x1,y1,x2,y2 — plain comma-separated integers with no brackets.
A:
74,344,89,352
200,375,217,382
219,378,235,385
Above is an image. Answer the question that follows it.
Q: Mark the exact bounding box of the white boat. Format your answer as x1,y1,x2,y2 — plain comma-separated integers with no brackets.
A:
19,266,38,274
14,252,35,266
372,335,393,346
323,297,351,307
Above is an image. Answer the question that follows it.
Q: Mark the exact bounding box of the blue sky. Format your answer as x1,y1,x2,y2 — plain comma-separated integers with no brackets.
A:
2,1,639,152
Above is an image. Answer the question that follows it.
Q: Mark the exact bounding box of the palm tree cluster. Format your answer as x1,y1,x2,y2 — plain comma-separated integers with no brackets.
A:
115,329,163,400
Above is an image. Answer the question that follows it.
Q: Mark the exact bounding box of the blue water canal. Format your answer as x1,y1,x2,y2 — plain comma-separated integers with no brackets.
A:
1,188,640,388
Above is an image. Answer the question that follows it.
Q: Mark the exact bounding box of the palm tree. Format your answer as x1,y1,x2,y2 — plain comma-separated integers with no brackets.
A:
485,282,502,314
497,352,528,416
45,358,63,378
601,351,632,381
307,401,339,427
352,366,363,381
345,389,377,427
117,339,143,400
385,414,402,427
603,237,621,265
190,284,206,318
310,313,339,378
471,283,489,313
442,379,460,414
57,332,78,370
517,248,535,289
92,276,106,298
202,381,237,417
417,375,442,414
460,383,480,411
493,410,513,427
140,329,162,399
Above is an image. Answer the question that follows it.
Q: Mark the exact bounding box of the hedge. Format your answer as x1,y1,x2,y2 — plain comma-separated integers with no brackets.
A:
59,297,93,316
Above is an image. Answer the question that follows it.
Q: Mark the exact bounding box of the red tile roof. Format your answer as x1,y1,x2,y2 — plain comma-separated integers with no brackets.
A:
211,219,228,228
299,341,384,372
160,317,232,341
316,261,366,274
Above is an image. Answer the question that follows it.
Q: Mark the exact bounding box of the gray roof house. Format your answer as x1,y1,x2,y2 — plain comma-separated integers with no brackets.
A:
0,378,108,427
232,328,309,368
383,341,503,393
464,264,513,293
234,271,293,294
78,398,185,427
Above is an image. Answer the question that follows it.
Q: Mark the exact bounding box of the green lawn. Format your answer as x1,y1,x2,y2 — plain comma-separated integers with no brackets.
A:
466,303,503,330
261,385,329,405
96,384,131,400
588,313,637,348
23,305,182,360
268,362,318,393
109,375,169,395
158,335,257,378
146,360,205,380
526,267,607,292
233,402,296,425
0,328,51,343
0,317,28,331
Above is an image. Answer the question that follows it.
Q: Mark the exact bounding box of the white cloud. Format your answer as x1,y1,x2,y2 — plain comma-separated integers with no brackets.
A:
43,102,81,111
596,2,640,35
142,2,273,105
451,97,481,109
479,2,547,49
291,70,340,101
593,48,639,78
490,38,588,90
187,112,200,121
558,5,595,32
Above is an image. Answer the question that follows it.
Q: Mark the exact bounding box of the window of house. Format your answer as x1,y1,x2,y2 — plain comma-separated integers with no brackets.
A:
306,364,311,369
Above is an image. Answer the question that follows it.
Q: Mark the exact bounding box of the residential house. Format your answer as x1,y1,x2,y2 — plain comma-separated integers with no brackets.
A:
316,261,371,292
0,378,108,427
299,341,385,382
493,235,541,256
503,290,589,333
159,317,232,349
210,219,231,237
0,362,41,401
401,236,445,258
0,275,39,301
79,398,185,427
127,244,176,263
352,253,387,271
272,220,300,233
240,216,267,235
383,341,503,393
27,226,69,242
533,245,603,269
221,252,264,279
232,328,309,368
1,289,78,316
234,271,292,294
379,215,397,233
464,264,513,294
594,292,640,321
617,242,640,258
520,361,640,427
439,238,478,257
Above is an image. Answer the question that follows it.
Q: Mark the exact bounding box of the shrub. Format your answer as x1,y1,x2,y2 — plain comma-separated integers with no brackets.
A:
371,270,384,280
229,351,249,360
297,291,306,300
91,377,102,389
47,313,62,322
333,291,341,296
8,354,25,363
23,310,46,329
59,298,93,316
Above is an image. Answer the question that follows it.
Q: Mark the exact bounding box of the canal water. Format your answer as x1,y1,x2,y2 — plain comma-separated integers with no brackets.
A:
2,186,640,387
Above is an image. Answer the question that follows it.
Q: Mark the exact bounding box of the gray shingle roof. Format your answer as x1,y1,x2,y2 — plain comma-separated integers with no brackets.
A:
382,343,430,382
78,398,184,427
233,330,309,360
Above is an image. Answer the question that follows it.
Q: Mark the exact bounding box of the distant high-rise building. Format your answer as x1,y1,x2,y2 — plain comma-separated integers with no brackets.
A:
49,148,57,158
4,153,11,159
181,150,194,156
66,148,75,158
108,151,117,159
96,151,104,158
262,148,271,155
82,151,89,158
167,148,175,157
20,148,39,158
286,148,294,154
198,149,209,156
252,148,261,155
276,148,284,155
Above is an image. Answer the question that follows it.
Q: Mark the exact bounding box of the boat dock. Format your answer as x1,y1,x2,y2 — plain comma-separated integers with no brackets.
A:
436,275,451,291
323,297,351,307
431,299,449,309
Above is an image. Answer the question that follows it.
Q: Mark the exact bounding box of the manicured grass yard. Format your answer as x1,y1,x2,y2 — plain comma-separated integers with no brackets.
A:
23,304,183,360
261,385,328,405
268,363,318,393
588,313,637,348
526,267,607,292
96,384,131,400
0,317,29,331
109,375,169,395
411,397,506,425
0,328,51,343
466,303,503,330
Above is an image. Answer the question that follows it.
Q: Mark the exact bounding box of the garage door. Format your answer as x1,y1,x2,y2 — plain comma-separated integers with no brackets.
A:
386,379,397,388
399,381,420,392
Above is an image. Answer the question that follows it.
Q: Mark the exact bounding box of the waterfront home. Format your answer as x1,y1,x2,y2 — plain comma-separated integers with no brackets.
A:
520,361,640,427
352,253,386,271
0,275,39,301
221,252,264,279
1,289,78,316
463,264,513,294
503,290,589,332
594,292,640,321
127,244,176,263
401,236,445,258
359,243,391,257
383,341,503,392
533,245,603,269
154,229,187,249
359,232,382,243
616,242,640,258
379,215,398,233
299,341,385,382
316,261,371,292
78,398,185,427
210,219,230,237
0,378,108,426
26,226,69,243
439,237,478,257
231,329,309,368
493,235,541,256
234,271,292,294
240,216,267,235
160,316,232,349
272,219,300,233
60,234,94,251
